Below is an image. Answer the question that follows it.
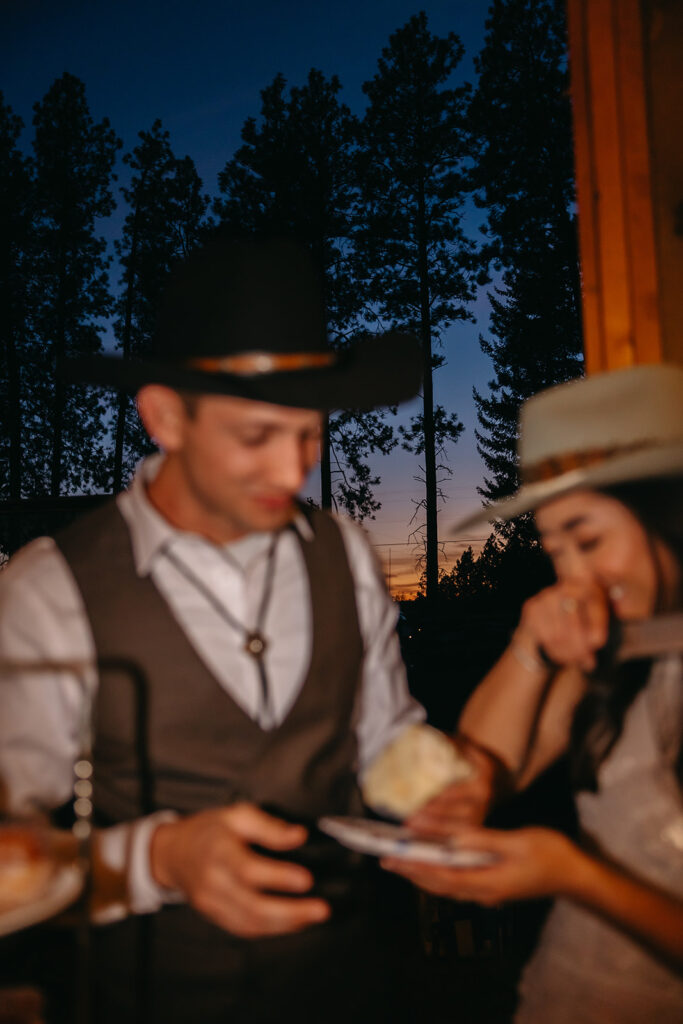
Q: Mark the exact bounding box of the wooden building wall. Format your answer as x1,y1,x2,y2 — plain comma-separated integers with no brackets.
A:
567,0,683,371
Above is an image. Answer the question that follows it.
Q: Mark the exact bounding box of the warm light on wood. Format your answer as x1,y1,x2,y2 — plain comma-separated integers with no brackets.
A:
567,0,664,372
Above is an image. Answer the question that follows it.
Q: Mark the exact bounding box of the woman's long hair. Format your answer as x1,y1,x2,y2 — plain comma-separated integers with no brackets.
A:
569,477,683,791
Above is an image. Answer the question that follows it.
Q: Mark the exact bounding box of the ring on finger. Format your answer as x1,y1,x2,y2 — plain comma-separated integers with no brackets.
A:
560,597,578,614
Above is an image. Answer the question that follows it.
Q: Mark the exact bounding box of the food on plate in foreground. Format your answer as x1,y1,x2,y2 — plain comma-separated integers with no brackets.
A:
0,826,55,912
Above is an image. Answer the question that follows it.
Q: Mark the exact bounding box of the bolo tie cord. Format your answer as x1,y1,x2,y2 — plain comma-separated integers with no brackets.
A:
160,533,280,720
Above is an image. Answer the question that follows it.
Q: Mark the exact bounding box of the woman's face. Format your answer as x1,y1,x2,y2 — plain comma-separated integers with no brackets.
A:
535,489,680,620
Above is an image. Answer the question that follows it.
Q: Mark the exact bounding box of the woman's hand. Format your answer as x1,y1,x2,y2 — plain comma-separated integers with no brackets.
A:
405,737,511,833
514,580,610,673
384,823,683,966
382,825,579,906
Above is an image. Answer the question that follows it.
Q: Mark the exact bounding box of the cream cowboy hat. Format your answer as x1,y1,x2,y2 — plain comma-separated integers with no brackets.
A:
451,363,683,532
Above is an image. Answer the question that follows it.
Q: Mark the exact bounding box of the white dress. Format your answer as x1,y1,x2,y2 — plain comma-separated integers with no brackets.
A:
516,655,683,1023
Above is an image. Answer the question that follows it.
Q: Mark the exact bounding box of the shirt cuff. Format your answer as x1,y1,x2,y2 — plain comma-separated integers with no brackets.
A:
94,811,184,923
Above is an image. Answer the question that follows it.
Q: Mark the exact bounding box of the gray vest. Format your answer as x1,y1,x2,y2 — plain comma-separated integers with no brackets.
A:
55,503,417,1024
55,501,364,825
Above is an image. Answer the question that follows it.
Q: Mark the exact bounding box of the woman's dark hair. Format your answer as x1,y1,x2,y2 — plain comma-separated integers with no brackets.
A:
569,476,683,791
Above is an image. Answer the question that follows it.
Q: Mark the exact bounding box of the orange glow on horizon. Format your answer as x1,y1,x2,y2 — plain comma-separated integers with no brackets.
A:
374,537,489,601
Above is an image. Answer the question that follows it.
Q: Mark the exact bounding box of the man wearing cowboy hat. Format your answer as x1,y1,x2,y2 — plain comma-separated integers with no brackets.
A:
0,236,425,1022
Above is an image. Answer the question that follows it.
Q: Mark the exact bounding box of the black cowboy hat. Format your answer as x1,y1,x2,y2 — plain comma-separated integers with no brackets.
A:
68,235,422,411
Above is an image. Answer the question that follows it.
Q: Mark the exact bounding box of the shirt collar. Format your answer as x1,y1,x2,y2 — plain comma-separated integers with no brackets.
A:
117,453,314,577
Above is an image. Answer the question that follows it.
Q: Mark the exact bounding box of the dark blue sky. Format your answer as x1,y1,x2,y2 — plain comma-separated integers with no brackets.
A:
3,0,496,594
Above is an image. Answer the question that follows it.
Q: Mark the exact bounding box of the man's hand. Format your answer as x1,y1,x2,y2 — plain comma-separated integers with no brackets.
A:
405,737,509,834
150,803,331,937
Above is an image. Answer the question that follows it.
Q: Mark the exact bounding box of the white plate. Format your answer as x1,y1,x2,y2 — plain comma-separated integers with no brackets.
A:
318,816,497,867
0,864,85,938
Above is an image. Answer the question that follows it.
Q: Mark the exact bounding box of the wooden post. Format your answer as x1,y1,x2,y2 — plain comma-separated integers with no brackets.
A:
567,0,663,370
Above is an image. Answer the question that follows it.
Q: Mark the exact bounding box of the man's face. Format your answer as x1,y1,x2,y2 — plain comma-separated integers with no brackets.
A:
155,392,323,540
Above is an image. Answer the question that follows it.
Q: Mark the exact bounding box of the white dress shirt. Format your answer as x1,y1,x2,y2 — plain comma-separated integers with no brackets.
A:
0,455,424,918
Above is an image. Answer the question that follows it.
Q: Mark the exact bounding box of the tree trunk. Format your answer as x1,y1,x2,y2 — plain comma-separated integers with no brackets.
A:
3,305,22,557
315,239,333,510
6,316,22,552
417,180,438,602
113,195,141,493
320,412,332,508
7,328,21,501
50,254,66,498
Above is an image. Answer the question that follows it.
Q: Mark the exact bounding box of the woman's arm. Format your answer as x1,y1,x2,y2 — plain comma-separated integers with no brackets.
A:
383,825,683,967
459,577,609,781
407,580,607,833
457,645,589,784
457,636,557,774
460,577,607,776
513,664,587,789
405,661,585,834
404,640,559,834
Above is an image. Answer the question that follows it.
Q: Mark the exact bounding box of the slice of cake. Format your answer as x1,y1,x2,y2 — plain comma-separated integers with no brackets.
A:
362,723,473,820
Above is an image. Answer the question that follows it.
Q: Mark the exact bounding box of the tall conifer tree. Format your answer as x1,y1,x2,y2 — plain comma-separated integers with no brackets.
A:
113,120,210,489
357,12,480,599
215,70,394,519
30,73,120,495
0,95,34,555
0,95,33,505
471,0,582,529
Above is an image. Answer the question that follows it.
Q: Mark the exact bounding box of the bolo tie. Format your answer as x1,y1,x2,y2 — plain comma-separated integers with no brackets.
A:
161,533,281,720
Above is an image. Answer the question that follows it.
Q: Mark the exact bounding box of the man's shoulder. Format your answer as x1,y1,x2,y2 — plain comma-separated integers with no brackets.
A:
0,534,96,660
300,507,373,556
318,511,387,594
0,536,75,629
2,536,63,590
54,497,121,546
54,498,129,569
327,510,372,548
0,499,125,602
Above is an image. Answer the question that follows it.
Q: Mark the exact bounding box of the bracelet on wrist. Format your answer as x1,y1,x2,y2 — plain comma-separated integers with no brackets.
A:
510,640,549,675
